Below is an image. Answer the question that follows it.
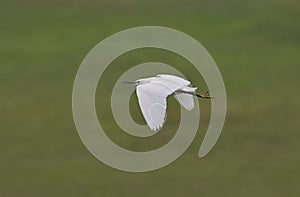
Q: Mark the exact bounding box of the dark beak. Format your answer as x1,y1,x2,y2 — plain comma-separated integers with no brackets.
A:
121,81,137,85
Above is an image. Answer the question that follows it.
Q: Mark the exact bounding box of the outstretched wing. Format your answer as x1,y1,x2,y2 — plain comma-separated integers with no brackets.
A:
136,83,168,131
157,74,195,110
173,86,197,111
174,93,194,111
136,81,179,131
136,75,196,131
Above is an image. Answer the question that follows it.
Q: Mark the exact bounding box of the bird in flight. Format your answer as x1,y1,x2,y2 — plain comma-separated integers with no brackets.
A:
124,74,212,131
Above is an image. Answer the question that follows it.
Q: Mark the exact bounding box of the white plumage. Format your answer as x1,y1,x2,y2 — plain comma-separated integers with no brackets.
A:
132,74,199,131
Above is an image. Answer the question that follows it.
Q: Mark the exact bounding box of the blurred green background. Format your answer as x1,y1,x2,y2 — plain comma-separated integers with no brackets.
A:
1,0,300,196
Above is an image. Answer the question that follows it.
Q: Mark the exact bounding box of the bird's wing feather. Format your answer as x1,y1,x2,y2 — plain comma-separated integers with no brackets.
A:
156,74,191,86
173,93,194,111
173,87,197,111
136,81,181,131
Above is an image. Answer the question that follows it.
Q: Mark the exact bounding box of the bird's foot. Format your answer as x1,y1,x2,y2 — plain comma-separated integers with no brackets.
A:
199,91,214,99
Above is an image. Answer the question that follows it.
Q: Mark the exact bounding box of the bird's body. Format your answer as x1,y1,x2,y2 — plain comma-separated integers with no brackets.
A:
127,74,211,131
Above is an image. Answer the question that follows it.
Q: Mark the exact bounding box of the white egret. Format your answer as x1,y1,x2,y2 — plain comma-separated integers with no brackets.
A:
124,74,212,131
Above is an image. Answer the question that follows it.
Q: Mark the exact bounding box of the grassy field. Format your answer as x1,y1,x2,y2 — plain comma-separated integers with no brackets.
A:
1,0,300,196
